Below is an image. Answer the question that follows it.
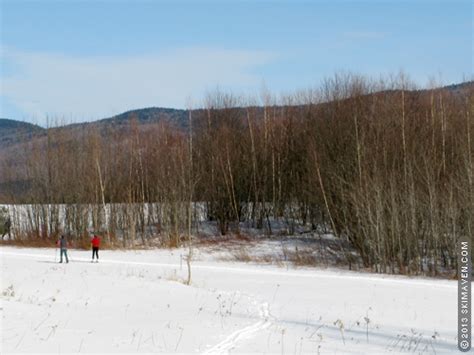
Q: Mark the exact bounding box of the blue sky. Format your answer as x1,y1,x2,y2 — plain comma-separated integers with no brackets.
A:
0,0,472,125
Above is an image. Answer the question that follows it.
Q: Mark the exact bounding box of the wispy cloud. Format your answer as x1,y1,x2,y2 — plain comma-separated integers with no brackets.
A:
0,47,274,123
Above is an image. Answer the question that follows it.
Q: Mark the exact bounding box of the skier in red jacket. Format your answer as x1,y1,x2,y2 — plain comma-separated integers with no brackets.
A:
91,234,101,263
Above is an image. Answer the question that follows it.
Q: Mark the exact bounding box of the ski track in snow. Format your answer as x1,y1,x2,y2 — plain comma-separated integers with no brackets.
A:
202,302,272,355
0,250,456,289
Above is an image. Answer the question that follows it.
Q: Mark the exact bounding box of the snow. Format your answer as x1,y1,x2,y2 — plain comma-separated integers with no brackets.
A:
1,246,460,354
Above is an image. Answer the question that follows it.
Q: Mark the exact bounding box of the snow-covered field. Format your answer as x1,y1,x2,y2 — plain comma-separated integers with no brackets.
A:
1,245,459,354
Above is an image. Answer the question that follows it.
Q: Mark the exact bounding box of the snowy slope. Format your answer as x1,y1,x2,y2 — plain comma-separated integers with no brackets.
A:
1,246,459,354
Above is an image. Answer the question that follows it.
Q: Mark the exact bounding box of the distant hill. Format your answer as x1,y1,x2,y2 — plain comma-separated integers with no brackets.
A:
0,80,472,149
57,107,189,133
0,107,189,150
0,118,45,148
99,107,188,126
0,118,44,133
440,81,473,95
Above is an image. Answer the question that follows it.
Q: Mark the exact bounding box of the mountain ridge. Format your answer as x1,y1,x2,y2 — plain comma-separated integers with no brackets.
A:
1,80,472,148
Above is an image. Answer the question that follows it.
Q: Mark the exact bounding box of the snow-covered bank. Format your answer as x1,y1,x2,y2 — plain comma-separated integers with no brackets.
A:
1,246,460,354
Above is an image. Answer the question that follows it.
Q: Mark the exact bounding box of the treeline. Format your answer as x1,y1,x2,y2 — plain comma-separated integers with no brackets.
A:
1,74,473,275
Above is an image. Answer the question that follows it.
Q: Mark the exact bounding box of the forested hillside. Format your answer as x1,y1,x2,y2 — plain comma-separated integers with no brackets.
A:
0,118,44,147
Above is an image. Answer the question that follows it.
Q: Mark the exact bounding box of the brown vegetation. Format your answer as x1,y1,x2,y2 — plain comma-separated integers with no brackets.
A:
1,74,472,275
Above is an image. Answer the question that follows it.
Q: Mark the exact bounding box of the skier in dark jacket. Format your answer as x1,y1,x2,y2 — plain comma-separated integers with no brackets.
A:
91,234,101,262
2,217,11,240
57,235,69,263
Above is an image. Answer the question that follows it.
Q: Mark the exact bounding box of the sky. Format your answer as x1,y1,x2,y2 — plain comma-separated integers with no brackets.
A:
0,0,472,125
